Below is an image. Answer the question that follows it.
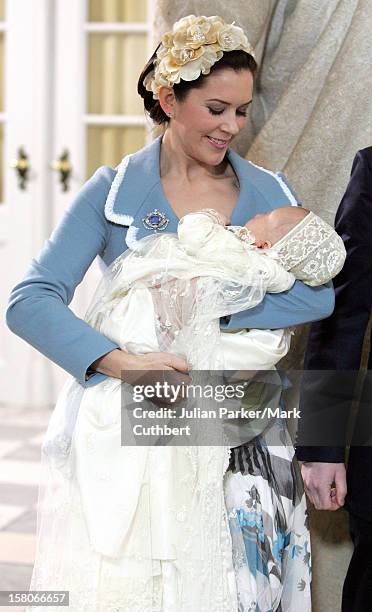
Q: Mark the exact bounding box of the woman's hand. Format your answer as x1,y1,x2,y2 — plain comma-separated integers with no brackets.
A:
91,348,190,404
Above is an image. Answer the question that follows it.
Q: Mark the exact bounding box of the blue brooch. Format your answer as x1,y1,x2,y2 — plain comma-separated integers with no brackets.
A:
142,209,170,232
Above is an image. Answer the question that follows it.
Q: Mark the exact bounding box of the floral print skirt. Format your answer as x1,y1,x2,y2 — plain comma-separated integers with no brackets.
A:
224,419,311,612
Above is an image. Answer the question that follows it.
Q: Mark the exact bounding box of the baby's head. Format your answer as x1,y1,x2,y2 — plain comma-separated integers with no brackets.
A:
251,207,346,287
245,206,310,248
178,206,346,286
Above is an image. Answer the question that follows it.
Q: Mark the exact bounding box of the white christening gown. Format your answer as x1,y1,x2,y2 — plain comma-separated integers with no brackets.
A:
28,213,311,612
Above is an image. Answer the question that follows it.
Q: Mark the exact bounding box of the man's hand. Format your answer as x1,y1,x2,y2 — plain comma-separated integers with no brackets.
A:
300,462,347,511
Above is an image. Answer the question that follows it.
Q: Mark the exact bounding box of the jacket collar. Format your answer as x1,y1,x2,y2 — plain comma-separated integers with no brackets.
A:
105,137,163,226
104,135,248,226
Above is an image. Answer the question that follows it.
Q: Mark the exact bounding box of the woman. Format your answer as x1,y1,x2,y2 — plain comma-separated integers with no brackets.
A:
6,15,334,612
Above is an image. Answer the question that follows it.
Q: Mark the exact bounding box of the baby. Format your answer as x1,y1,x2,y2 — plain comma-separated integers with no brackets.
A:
178,205,324,282
172,205,346,371
206,205,309,249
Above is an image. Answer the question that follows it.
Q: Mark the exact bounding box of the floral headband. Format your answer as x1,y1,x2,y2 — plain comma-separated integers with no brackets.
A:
143,14,255,100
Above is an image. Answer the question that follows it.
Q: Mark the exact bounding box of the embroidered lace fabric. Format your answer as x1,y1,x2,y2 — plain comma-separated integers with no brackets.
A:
269,211,346,286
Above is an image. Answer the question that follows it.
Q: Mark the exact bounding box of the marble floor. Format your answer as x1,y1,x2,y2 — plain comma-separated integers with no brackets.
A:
0,404,50,612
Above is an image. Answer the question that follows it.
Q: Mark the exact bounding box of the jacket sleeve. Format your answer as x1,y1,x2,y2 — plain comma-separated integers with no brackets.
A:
221,279,334,329
296,149,372,462
5,166,120,388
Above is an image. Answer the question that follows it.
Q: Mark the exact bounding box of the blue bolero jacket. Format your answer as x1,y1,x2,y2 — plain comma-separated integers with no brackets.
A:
6,136,335,387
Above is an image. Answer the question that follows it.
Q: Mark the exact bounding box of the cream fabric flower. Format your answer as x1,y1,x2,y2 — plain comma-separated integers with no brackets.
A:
217,24,250,51
171,46,205,65
144,14,255,100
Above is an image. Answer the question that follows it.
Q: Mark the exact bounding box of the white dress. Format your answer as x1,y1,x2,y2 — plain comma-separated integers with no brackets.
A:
28,214,311,612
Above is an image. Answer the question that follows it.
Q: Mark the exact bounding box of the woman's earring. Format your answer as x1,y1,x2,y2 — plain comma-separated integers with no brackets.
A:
166,111,173,119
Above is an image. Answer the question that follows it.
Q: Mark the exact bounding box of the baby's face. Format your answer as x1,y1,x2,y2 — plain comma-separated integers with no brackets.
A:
245,207,308,248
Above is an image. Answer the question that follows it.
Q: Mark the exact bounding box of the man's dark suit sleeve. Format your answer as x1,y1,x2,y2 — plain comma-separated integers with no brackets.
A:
296,148,372,463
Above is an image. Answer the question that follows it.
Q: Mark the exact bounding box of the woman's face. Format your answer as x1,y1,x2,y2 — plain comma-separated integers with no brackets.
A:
165,68,254,166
